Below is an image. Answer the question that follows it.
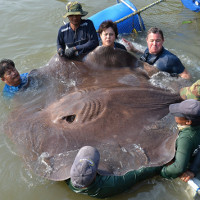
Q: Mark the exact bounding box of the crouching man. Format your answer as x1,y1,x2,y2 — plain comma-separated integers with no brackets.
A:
160,99,200,179
65,146,161,198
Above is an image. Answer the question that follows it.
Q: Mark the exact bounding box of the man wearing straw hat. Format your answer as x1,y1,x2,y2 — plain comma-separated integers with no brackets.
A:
57,2,99,59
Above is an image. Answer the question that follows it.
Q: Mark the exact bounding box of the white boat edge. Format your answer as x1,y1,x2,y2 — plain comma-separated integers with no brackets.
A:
187,178,200,197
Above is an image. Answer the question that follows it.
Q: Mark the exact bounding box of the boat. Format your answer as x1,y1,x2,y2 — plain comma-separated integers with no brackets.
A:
187,173,200,197
181,0,200,12
89,0,145,34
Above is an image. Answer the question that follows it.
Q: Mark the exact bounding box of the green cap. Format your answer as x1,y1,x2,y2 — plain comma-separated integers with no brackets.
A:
180,80,200,101
63,1,88,18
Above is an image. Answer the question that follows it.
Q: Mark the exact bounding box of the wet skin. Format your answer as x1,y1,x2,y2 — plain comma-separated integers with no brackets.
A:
100,27,116,48
146,33,164,55
1,68,21,86
68,15,82,30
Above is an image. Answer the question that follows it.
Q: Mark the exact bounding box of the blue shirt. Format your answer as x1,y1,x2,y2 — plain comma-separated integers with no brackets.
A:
57,19,99,56
3,73,28,98
141,47,185,74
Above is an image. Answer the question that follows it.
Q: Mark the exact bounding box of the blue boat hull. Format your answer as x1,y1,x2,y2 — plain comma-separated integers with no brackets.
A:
89,0,145,34
181,0,200,12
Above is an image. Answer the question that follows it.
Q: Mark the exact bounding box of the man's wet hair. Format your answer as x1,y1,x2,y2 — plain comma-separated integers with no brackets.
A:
0,59,15,78
98,20,118,39
147,27,164,40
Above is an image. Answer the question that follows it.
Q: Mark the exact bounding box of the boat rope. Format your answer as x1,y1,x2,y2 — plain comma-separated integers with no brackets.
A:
120,0,136,12
115,0,165,24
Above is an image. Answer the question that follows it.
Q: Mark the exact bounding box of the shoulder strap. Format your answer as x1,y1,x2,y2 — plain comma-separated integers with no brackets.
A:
140,47,164,65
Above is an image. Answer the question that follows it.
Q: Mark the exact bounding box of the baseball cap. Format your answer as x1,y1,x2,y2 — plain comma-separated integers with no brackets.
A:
70,146,100,188
169,99,200,120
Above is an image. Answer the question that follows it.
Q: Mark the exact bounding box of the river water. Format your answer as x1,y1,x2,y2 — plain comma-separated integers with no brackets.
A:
0,0,200,200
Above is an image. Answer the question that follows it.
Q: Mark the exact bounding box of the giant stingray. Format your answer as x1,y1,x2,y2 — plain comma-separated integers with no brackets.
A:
5,46,190,181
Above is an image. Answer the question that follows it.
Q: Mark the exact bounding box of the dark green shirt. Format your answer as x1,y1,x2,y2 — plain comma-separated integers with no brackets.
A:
66,166,161,198
161,125,200,179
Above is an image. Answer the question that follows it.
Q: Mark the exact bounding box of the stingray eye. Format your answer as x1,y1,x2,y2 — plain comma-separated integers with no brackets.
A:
62,115,76,123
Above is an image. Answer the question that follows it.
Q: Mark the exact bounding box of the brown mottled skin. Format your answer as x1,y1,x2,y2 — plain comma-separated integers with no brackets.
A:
5,46,184,181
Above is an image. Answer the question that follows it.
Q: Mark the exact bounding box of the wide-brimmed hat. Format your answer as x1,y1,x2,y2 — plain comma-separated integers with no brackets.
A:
70,146,100,188
63,1,88,18
180,80,200,101
169,99,200,120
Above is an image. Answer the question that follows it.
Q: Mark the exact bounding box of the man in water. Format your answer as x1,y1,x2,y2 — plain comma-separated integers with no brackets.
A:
57,1,99,59
66,146,161,198
0,59,28,99
178,80,200,182
123,27,191,79
160,99,200,179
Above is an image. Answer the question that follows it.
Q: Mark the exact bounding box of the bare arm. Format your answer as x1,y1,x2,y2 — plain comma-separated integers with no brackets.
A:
179,69,191,80
180,170,194,182
122,38,143,54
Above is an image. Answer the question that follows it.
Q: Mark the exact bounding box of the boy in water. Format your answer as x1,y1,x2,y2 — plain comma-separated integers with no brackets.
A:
0,59,28,98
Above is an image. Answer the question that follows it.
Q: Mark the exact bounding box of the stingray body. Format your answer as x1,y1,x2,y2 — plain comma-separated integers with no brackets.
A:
6,47,185,181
